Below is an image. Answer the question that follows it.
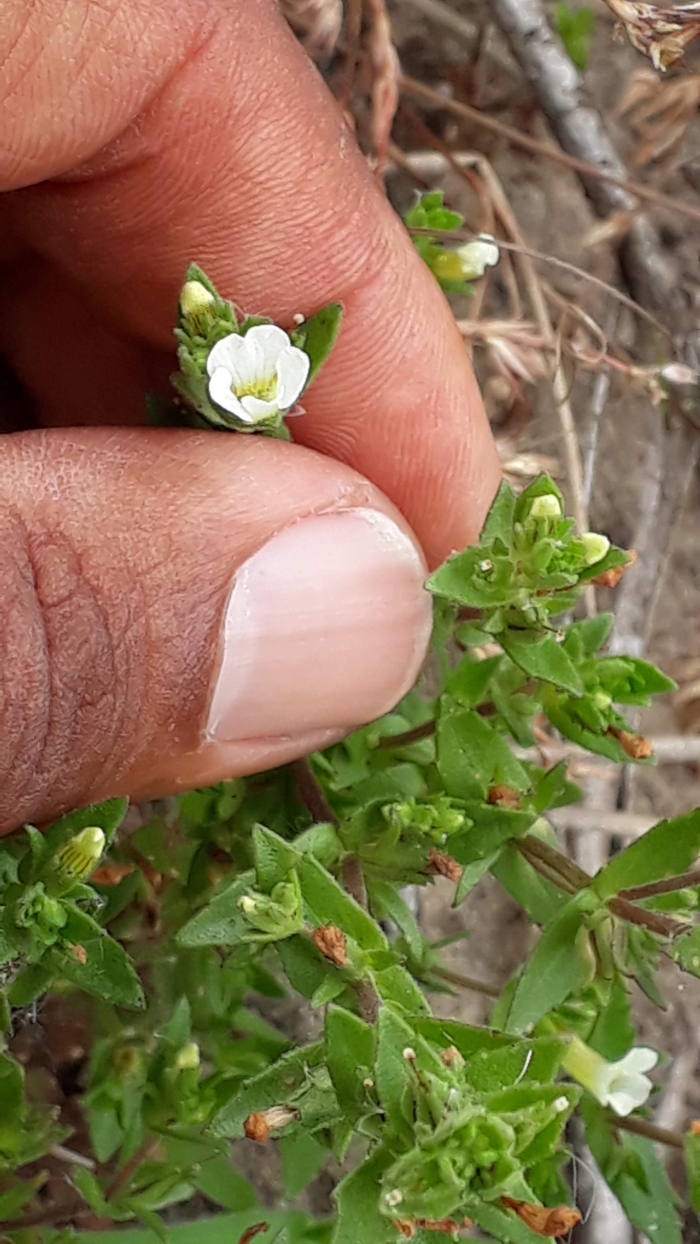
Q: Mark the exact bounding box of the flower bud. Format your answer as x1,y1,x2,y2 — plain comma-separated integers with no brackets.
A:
528,493,562,520
456,235,500,280
581,532,611,566
175,1041,201,1071
180,280,216,332
54,826,105,882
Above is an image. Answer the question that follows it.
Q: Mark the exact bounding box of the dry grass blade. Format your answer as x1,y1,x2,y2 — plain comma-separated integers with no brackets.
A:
365,0,400,172
602,0,700,69
279,0,343,55
617,68,700,165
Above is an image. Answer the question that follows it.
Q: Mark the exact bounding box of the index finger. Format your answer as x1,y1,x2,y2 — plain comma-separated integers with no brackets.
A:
3,0,500,566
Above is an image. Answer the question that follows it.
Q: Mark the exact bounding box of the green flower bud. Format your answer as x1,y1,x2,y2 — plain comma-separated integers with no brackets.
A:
238,880,302,939
581,532,611,566
593,689,612,711
175,1041,201,1071
179,280,217,334
54,826,105,882
528,493,562,520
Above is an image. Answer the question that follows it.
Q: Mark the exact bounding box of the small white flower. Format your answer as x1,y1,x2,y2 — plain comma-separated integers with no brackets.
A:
563,1035,658,1117
385,1189,403,1208
528,493,562,520
457,234,500,281
206,324,310,425
553,1095,570,1114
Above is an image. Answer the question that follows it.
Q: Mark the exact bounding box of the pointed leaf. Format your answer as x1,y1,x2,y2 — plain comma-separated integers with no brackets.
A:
593,809,700,898
501,629,583,695
506,895,586,1033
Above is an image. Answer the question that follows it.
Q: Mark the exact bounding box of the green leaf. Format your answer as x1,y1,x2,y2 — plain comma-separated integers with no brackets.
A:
506,894,587,1033
366,879,423,960
52,908,144,1008
466,1200,549,1244
159,996,191,1048
555,3,595,70
462,1036,567,1093
332,1147,396,1244
71,1168,111,1217
501,629,583,695
325,1005,376,1121
437,706,530,799
253,825,299,893
669,925,700,978
446,654,502,708
480,480,517,548
584,1103,682,1244
193,1157,258,1211
593,809,700,898
685,1132,700,1216
492,842,568,924
374,1009,416,1141
297,856,388,952
373,964,430,1015
209,1042,324,1138
588,975,635,1059
290,303,343,384
281,1132,328,1199
176,871,255,947
0,1173,46,1218
42,797,129,853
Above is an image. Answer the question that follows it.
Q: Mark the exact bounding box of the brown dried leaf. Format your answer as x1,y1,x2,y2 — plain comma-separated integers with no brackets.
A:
691,1119,700,1135
602,0,700,69
440,1045,465,1069
617,68,700,165
71,944,88,965
426,848,462,883
501,1197,582,1238
313,924,347,967
589,549,637,587
392,1220,471,1239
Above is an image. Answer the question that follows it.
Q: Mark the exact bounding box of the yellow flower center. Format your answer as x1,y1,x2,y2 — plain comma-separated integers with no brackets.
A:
233,372,278,402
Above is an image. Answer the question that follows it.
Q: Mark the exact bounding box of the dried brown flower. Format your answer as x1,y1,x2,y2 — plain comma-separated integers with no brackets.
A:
313,924,347,967
607,726,654,760
238,1225,270,1244
501,1197,582,1238
440,1045,465,1069
244,1106,299,1143
392,1219,471,1239
90,864,135,886
488,785,522,809
426,848,463,883
71,944,88,965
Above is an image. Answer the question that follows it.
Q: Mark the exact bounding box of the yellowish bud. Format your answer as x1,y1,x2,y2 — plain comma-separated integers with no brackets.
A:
528,494,562,520
175,1041,200,1071
581,532,610,566
54,826,105,881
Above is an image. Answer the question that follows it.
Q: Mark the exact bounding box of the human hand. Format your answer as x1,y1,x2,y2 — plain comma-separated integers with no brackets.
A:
0,0,500,832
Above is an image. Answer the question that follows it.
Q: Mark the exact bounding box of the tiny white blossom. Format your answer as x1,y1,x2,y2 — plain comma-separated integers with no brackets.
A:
563,1035,658,1117
553,1095,570,1114
528,493,562,520
207,324,310,424
457,234,500,281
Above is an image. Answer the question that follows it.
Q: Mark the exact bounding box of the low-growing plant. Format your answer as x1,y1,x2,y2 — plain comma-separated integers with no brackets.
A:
1,200,698,1244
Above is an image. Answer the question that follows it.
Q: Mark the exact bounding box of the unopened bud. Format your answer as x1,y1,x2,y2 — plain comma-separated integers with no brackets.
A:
402,1047,416,1062
180,280,216,327
581,532,610,567
54,827,105,881
528,493,562,520
175,1041,200,1071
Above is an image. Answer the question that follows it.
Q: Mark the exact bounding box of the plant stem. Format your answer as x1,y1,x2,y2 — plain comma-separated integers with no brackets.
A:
613,1115,685,1151
619,868,700,902
106,1136,159,1202
608,896,690,940
292,757,339,827
432,965,500,998
376,720,436,750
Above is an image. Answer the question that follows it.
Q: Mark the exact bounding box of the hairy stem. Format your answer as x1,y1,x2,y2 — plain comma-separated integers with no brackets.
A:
377,720,436,750
292,757,339,827
619,868,700,902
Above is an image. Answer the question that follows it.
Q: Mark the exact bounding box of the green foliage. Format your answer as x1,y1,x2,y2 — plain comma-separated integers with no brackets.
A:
4,294,698,1244
555,4,596,71
403,191,476,295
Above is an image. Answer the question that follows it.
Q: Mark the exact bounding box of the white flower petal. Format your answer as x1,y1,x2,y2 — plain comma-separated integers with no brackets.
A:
206,332,266,391
275,346,311,408
244,324,292,371
621,1047,658,1075
607,1088,644,1117
240,394,279,420
207,367,255,423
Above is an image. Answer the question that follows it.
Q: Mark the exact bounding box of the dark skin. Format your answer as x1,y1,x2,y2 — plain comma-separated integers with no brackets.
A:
0,0,500,832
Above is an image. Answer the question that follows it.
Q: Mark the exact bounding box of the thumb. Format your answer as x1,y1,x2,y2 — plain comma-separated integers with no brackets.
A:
1,428,432,834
